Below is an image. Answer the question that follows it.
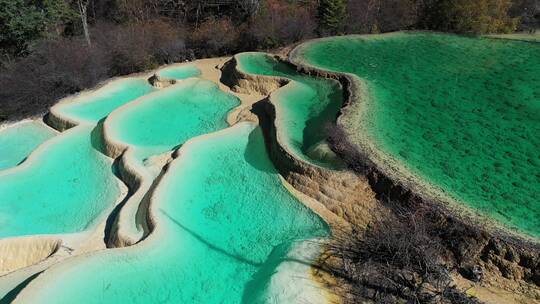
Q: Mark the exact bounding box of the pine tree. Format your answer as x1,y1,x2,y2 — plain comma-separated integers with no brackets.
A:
317,0,347,35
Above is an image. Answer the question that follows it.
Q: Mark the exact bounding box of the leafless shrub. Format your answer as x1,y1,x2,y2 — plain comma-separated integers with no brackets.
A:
346,0,421,34
188,17,240,57
0,19,189,121
93,20,188,74
320,198,480,304
247,0,317,49
0,36,108,121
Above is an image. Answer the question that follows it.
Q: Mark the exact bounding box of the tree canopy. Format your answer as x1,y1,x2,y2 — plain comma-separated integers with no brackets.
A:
0,0,75,56
317,0,347,35
423,0,520,34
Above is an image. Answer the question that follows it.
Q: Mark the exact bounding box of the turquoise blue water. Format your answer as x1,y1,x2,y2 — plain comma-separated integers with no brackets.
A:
57,66,202,124
106,79,239,161
15,123,328,303
0,121,56,171
236,53,344,168
57,78,157,124
0,126,121,238
157,65,201,79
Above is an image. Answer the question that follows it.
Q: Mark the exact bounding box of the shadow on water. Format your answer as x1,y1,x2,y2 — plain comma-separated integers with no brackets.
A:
301,83,343,153
160,210,261,267
244,127,275,174
103,156,134,247
240,241,292,303
15,157,27,166
90,118,107,154
0,272,42,304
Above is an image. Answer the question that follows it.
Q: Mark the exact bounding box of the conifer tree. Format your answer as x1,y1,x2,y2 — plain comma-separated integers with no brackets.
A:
317,0,347,35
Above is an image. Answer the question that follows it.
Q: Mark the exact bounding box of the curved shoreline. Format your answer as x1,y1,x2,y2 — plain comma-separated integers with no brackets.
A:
102,77,243,246
225,53,379,228
288,32,540,247
2,56,341,302
12,122,331,303
0,125,127,272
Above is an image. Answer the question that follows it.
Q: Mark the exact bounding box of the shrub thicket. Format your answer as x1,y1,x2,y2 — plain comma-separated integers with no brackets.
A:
0,0,536,121
0,20,189,121
247,0,317,49
422,0,520,34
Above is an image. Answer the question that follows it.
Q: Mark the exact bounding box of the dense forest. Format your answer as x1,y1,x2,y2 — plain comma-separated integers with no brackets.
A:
1,0,539,121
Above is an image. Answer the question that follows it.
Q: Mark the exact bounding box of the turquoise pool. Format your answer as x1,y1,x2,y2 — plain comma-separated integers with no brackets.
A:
236,53,344,168
14,123,328,303
0,126,121,238
0,121,56,171
105,78,239,161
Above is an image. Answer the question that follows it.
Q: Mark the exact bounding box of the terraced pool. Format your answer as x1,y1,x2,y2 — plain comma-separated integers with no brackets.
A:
52,65,201,125
14,123,328,303
0,126,121,238
0,121,56,171
236,52,344,168
157,64,201,79
105,78,239,161
293,32,540,237
53,78,156,125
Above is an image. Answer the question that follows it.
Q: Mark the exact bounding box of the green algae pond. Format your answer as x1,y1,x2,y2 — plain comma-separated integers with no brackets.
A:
14,123,328,304
293,32,540,237
0,121,56,171
236,52,344,168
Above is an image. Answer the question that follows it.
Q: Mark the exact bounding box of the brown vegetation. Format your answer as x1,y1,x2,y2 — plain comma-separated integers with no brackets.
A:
322,123,540,303
0,20,189,122
1,0,537,122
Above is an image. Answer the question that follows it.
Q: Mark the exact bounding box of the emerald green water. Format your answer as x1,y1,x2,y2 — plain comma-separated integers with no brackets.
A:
0,121,56,171
106,78,239,161
15,123,327,303
0,126,121,238
236,53,344,168
57,78,157,124
157,65,201,79
296,32,540,237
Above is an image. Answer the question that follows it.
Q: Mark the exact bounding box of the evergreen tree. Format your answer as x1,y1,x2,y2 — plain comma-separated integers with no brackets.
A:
0,0,75,56
317,0,347,35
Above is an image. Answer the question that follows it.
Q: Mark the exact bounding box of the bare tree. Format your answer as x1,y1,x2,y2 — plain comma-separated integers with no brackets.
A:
239,0,261,17
77,0,91,46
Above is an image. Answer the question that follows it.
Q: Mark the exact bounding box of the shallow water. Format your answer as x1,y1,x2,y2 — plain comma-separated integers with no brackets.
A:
106,78,239,161
0,126,121,238
297,32,540,237
15,123,328,303
56,78,157,124
0,121,56,171
156,65,201,79
236,53,344,169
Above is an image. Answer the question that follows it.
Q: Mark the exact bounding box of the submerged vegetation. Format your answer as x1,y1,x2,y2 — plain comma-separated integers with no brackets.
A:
0,1,539,304
296,32,540,238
